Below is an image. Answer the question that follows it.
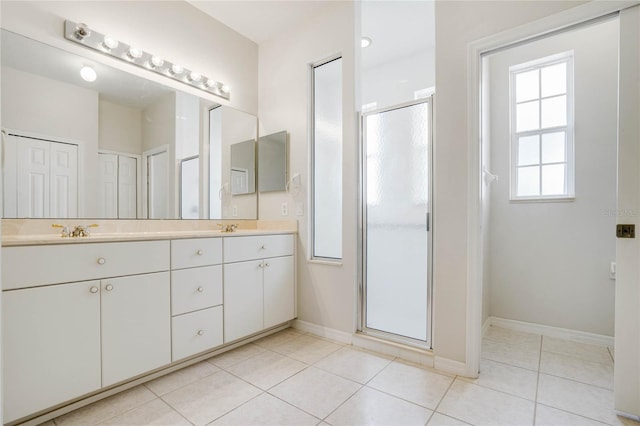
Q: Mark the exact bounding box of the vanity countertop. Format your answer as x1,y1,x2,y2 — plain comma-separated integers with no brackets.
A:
2,219,297,247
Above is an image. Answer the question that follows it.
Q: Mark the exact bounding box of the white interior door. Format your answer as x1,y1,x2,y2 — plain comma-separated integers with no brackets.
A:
49,142,78,218
98,153,118,218
118,155,137,218
17,138,49,218
8,135,78,218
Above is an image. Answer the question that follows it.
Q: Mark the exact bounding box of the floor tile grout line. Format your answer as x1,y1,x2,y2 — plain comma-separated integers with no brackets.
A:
480,356,540,373
535,402,614,425
146,362,222,399
540,348,615,366
317,383,365,423
264,387,325,423
606,346,615,364
206,343,268,370
533,334,543,426
163,398,196,426
537,371,615,391
90,394,164,426
201,391,266,426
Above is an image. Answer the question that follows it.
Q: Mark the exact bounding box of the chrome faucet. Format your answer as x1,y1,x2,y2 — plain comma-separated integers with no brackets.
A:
218,223,238,233
52,223,98,238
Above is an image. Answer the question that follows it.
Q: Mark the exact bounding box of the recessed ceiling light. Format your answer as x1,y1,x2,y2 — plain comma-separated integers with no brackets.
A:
361,37,372,48
80,66,97,82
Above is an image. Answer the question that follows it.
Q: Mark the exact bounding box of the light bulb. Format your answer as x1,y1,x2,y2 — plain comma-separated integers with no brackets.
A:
220,84,230,94
150,55,164,68
127,47,143,60
102,36,118,50
204,78,216,89
74,23,91,40
170,64,184,75
188,72,202,83
80,66,97,82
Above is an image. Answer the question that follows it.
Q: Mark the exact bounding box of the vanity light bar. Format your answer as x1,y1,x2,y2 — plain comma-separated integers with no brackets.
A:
64,20,230,100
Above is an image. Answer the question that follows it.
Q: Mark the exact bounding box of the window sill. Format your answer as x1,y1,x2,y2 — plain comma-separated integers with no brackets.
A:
510,196,576,203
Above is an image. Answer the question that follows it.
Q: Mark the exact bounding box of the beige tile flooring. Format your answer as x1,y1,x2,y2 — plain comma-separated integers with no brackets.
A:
43,326,640,426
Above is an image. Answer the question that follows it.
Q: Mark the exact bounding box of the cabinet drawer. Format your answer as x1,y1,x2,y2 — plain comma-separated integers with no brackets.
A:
2,241,169,290
171,238,222,269
223,234,294,263
171,265,222,316
172,306,223,361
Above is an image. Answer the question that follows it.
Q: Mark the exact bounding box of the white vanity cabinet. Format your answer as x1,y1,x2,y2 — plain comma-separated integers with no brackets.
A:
1,240,170,424
101,272,171,386
170,238,224,361
2,280,102,424
223,234,295,343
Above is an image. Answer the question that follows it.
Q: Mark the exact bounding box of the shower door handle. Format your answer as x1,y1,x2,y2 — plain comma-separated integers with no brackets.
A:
426,212,430,232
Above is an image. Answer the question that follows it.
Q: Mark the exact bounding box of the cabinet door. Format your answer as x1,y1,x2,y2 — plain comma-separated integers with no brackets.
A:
263,256,295,329
3,281,101,423
101,272,170,386
224,260,264,343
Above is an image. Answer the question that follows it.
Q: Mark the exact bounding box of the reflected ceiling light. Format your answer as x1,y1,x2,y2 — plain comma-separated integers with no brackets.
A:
63,20,231,100
361,37,372,48
80,66,97,82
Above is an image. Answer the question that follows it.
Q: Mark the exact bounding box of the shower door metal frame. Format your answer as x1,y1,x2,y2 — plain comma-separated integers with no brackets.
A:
357,97,434,349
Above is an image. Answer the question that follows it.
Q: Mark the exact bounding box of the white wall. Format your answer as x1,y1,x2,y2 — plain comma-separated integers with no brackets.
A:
0,1,258,114
361,49,435,110
1,66,99,217
487,19,618,336
98,99,142,155
433,0,586,364
258,1,356,333
142,92,176,217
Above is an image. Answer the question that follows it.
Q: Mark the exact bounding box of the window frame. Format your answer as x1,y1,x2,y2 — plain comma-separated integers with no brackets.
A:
509,51,575,202
309,55,343,262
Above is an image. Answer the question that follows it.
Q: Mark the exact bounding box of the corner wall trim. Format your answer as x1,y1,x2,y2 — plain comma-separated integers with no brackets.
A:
291,319,354,344
434,356,468,376
487,316,615,347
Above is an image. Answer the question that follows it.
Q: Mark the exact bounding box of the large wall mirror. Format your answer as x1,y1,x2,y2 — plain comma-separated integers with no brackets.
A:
1,29,258,220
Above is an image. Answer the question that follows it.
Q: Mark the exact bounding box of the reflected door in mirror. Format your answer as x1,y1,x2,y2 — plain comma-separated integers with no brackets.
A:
98,153,138,218
3,133,78,218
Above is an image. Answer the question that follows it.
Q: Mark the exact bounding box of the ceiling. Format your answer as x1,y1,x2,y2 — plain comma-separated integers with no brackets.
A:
187,1,334,44
188,0,435,70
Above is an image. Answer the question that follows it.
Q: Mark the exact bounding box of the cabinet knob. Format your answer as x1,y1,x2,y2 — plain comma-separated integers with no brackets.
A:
197,286,204,293
260,245,265,250
264,262,270,267
105,284,114,292
89,286,99,294
258,263,264,268
196,249,204,256
97,257,106,265
197,330,204,336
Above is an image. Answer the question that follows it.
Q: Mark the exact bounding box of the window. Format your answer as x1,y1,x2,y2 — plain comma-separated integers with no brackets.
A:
510,52,574,200
311,57,342,260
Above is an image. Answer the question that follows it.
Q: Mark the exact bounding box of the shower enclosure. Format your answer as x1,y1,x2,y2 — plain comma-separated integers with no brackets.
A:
360,97,433,346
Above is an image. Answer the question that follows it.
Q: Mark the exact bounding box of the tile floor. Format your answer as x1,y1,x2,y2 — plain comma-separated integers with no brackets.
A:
42,326,640,426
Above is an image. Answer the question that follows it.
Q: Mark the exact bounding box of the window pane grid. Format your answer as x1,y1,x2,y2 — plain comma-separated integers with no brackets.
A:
510,53,573,200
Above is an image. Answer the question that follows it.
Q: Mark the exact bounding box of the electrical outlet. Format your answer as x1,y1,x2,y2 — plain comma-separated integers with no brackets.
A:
616,224,635,238
296,202,304,216
281,202,288,216
232,205,238,217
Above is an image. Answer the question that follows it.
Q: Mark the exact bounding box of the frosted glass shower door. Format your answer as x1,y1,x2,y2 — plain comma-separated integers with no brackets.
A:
363,99,431,344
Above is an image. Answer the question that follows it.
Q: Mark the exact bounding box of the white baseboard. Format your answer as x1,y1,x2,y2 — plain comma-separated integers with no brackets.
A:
482,316,491,337
434,356,468,376
292,319,353,344
488,316,614,347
